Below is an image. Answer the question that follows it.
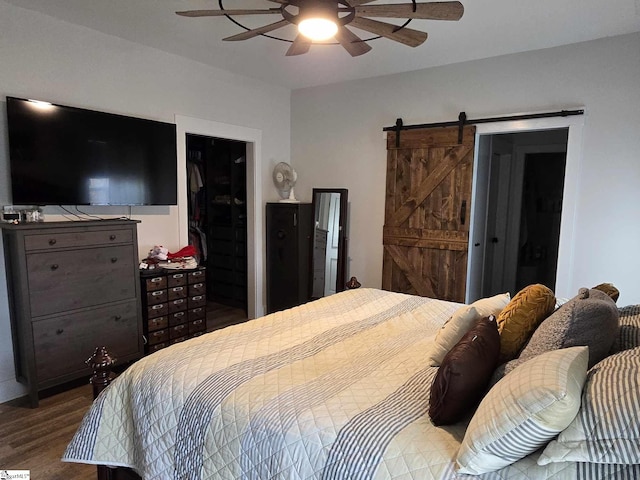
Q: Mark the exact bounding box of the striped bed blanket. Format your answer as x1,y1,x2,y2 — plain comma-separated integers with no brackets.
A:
63,289,639,479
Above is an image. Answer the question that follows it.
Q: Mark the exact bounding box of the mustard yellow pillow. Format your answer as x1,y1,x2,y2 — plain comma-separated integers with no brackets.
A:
496,284,555,362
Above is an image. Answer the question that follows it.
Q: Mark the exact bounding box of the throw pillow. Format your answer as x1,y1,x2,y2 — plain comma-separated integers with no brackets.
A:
520,288,618,369
592,282,620,303
538,346,640,465
496,284,555,362
426,293,510,366
428,315,500,426
456,346,588,475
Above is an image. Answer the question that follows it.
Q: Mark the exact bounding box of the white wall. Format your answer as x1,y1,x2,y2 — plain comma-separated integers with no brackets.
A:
0,1,290,402
292,32,640,307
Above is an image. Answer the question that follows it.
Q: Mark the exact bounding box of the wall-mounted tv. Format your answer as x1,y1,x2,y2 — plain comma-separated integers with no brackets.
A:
6,96,177,206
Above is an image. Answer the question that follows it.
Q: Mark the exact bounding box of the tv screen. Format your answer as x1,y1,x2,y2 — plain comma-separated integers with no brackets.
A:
6,96,178,206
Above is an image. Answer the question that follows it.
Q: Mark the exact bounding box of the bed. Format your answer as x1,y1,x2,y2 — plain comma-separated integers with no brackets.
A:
63,287,640,479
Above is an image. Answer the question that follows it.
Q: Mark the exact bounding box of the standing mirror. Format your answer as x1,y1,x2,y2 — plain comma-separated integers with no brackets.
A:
310,188,348,299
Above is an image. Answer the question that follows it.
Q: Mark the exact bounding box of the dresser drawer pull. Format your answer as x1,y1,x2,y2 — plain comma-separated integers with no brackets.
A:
111,257,118,263
152,305,164,311
152,330,165,337
51,264,59,271
192,283,204,288
193,319,203,326
173,299,185,305
49,239,57,245
114,315,122,321
56,328,64,335
175,325,185,331
172,274,184,279
192,308,203,314
192,295,204,301
152,291,164,297
151,277,163,283
110,234,116,240
174,312,185,318
172,287,184,292
191,271,203,277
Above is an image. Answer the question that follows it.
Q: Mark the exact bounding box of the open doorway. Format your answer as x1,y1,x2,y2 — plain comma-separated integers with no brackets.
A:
186,134,249,330
479,130,568,297
466,114,584,303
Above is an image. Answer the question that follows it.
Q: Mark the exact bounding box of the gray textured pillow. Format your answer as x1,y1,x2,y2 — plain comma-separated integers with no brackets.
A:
495,288,619,379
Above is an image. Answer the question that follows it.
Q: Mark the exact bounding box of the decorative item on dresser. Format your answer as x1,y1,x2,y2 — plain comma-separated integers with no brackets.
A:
0,219,143,407
266,202,312,313
140,267,207,354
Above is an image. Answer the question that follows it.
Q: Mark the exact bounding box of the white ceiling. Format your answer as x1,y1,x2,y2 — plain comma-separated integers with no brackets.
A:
6,0,640,90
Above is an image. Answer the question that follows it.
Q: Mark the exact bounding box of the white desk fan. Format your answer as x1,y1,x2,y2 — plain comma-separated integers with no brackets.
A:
272,162,299,202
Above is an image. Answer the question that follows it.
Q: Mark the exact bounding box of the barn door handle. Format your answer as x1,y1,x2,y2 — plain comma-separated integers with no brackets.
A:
459,200,467,225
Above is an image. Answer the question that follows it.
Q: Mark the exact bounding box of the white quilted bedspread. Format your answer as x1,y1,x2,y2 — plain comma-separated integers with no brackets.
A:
64,289,584,480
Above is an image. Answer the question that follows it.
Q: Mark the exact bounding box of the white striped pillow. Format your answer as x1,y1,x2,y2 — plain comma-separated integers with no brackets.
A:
538,346,640,465
456,346,588,475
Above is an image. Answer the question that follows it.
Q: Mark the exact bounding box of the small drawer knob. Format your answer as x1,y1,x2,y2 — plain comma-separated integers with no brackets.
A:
56,328,64,335
51,264,59,271
48,239,57,245
114,315,122,321
111,257,118,263
109,234,116,240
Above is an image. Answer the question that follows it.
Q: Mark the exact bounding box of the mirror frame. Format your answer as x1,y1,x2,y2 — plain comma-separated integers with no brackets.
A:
310,188,348,300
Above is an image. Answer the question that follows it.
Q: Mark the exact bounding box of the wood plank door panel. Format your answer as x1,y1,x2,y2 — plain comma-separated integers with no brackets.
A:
383,125,475,302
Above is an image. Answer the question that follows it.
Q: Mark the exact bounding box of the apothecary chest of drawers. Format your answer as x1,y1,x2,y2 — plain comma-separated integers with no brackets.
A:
141,267,207,354
1,220,143,407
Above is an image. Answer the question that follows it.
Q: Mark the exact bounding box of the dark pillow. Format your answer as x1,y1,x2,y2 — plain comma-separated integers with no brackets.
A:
429,315,500,426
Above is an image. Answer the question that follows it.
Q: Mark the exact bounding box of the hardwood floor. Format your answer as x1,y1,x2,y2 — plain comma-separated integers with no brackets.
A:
0,383,96,479
0,300,248,479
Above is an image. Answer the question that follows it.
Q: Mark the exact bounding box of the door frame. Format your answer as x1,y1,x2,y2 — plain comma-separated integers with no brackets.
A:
466,112,585,302
175,115,263,319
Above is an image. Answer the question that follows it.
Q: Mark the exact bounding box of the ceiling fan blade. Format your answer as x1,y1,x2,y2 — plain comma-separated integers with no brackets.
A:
176,9,282,17
286,35,312,56
347,0,380,6
355,2,464,20
223,19,290,41
334,26,372,57
349,17,427,47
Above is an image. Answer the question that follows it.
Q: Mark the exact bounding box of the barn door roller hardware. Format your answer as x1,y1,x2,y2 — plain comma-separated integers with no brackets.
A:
385,109,585,146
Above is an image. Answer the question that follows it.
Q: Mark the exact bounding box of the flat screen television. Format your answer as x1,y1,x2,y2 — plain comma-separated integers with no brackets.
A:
6,96,178,206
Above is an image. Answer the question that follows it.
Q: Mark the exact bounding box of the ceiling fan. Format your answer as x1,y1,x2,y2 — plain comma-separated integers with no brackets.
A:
176,0,464,57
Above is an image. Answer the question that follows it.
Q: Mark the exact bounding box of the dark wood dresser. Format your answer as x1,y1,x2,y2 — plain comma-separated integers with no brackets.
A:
0,220,143,407
140,267,207,354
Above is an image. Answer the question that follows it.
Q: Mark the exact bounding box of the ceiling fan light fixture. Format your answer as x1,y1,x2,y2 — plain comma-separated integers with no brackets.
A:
298,17,338,41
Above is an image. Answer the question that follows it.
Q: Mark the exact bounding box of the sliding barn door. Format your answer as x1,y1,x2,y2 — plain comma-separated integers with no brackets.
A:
383,125,476,302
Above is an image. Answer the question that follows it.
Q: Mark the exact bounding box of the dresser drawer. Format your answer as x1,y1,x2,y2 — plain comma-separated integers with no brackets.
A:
167,272,187,287
188,294,206,309
147,341,169,354
24,228,133,251
168,285,187,301
168,311,187,326
144,276,167,292
188,318,206,334
147,303,168,319
169,323,189,339
148,315,168,332
32,300,139,383
27,245,136,318
146,289,168,306
168,298,187,313
188,306,206,320
188,282,205,296
148,328,169,345
187,269,206,284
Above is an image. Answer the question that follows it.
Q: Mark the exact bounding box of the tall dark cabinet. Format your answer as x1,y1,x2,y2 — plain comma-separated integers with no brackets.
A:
186,135,248,318
266,203,312,314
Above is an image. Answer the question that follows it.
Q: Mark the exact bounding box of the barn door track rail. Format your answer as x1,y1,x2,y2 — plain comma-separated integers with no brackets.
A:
384,109,585,147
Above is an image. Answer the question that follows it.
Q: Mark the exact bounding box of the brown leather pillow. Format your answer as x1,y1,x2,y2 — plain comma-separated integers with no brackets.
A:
429,315,501,426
